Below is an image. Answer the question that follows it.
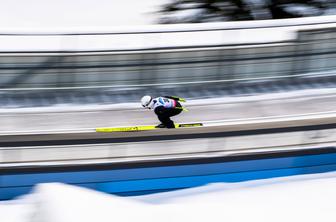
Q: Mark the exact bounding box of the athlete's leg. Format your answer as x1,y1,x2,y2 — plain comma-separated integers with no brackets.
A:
157,114,175,128
158,109,182,128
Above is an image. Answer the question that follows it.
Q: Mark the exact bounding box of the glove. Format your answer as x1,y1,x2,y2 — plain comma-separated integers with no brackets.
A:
178,97,186,102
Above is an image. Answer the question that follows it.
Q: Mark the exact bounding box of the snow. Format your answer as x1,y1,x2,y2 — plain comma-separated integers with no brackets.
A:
1,171,336,222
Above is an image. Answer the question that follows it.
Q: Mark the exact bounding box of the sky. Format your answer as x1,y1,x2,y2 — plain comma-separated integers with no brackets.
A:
0,0,165,29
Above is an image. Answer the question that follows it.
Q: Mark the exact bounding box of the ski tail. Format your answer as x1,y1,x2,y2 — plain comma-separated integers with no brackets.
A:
175,123,203,128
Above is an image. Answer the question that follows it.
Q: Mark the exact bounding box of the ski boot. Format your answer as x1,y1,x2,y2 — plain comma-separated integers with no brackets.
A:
155,123,167,128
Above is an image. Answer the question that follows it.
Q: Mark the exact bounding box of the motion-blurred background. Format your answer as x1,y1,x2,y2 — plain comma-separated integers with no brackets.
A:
1,1,336,221
0,1,336,109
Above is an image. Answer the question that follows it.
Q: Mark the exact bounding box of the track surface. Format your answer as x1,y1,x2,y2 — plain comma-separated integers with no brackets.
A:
1,90,336,134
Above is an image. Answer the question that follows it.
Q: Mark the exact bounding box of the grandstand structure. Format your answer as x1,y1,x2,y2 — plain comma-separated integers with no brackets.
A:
1,16,336,107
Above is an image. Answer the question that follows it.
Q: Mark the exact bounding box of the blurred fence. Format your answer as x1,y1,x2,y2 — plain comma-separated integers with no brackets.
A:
0,18,336,107
0,43,299,88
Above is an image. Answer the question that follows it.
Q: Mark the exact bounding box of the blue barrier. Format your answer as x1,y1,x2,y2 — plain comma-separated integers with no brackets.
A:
1,152,336,200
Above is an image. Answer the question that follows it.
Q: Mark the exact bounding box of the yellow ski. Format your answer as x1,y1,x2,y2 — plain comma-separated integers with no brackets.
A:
96,123,203,132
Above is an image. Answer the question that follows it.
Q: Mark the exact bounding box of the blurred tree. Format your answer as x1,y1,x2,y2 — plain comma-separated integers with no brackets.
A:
269,0,326,19
157,0,335,23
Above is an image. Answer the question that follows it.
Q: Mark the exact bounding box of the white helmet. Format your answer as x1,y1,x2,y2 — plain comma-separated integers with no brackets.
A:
141,95,152,108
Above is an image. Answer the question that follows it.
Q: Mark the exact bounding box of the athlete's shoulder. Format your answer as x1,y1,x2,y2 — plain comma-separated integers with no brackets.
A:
155,96,166,100
156,97,167,104
151,97,165,110
152,97,161,103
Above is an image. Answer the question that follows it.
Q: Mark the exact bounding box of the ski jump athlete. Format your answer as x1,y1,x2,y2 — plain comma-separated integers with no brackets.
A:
141,95,187,128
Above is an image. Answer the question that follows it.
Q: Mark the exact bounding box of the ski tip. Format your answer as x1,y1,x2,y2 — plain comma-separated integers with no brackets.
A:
96,125,156,132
